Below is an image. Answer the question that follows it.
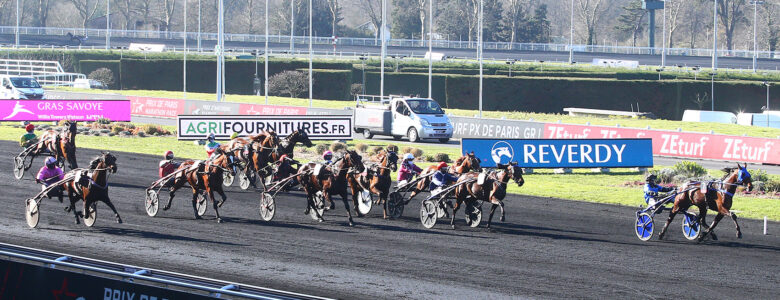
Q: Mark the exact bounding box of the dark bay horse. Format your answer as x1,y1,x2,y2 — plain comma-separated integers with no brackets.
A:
349,150,398,218
250,131,281,189
658,163,753,242
269,130,314,161
167,151,236,223
406,152,481,203
38,121,78,169
452,162,524,229
64,152,121,225
297,150,365,226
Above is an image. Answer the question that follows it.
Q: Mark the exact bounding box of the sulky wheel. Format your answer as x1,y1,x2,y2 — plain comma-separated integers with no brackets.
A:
25,199,40,228
239,171,251,190
83,202,98,227
223,172,235,187
357,190,372,215
13,156,25,180
635,212,654,241
145,190,159,217
196,192,208,216
464,202,482,228
309,192,326,220
259,192,276,221
681,212,701,241
420,200,438,229
387,192,404,219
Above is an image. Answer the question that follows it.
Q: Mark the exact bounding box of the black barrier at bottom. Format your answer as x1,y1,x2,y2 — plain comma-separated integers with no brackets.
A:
0,258,215,300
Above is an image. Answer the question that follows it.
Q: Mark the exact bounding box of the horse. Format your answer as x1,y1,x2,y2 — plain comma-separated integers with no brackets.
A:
658,163,753,242
165,150,236,223
269,130,314,161
297,150,365,226
405,152,482,204
249,131,281,189
38,121,78,169
349,149,398,218
64,152,121,225
452,162,524,229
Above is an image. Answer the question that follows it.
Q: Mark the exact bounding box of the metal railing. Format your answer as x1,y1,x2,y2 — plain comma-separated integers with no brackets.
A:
1,26,778,60
0,58,85,86
0,242,328,300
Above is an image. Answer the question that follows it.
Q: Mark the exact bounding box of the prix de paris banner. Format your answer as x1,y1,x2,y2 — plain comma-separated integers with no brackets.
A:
0,99,131,121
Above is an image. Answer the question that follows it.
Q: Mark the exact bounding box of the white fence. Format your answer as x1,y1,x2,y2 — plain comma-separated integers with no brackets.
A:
0,59,85,86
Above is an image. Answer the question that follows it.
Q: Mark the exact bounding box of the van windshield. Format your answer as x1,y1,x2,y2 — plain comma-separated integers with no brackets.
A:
406,100,444,115
10,78,41,88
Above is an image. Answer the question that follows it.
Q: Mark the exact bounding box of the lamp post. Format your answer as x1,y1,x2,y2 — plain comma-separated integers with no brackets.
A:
712,0,718,71
380,0,386,99
291,0,295,53
765,81,771,127
478,0,483,118
14,0,19,47
656,68,664,81
265,0,269,104
506,60,515,77
661,0,666,68
197,0,201,52
710,72,717,111
428,0,433,99
308,0,313,107
359,56,367,94
216,0,225,102
751,1,764,73
568,0,574,64
183,0,187,98
106,0,110,49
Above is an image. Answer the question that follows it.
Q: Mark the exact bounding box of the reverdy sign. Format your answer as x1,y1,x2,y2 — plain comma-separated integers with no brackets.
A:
462,138,653,168
178,115,352,140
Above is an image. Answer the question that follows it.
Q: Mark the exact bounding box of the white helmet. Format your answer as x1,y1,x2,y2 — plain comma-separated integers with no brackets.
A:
404,153,415,161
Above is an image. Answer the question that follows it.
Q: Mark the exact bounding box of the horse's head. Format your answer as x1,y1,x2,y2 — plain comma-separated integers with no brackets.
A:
466,152,482,172
344,150,365,173
60,136,78,169
735,163,753,192
91,152,117,174
497,161,524,187
292,130,314,147
385,150,399,172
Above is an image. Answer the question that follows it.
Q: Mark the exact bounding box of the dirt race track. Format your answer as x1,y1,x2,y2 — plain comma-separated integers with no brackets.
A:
1,141,778,299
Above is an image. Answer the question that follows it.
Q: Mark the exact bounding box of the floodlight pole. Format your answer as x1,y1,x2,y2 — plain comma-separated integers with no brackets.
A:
308,0,313,107
106,0,110,49
216,0,225,102
661,0,666,68
380,0,386,99
568,0,574,64
265,0,269,104
712,0,718,71
291,0,295,53
428,0,433,99
197,0,201,52
183,0,188,98
15,0,19,47
478,0,483,118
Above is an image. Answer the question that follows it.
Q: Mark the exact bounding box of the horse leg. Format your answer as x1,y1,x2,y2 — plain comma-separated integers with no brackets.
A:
697,205,717,241
380,189,389,219
487,204,498,229
101,196,122,224
450,198,463,229
339,192,354,227
191,190,203,220
657,207,679,240
698,213,726,242
730,213,742,239
164,178,184,210
216,186,227,208
497,200,506,222
67,192,80,224
209,188,222,223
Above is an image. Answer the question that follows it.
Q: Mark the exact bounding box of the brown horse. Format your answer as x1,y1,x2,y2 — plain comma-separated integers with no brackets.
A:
38,121,78,169
297,150,365,226
64,152,121,225
658,163,753,242
166,150,236,223
249,131,281,189
406,152,481,203
452,162,524,229
269,130,314,161
349,150,398,218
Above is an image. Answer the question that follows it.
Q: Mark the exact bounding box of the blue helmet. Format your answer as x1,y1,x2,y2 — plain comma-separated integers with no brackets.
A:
45,157,57,166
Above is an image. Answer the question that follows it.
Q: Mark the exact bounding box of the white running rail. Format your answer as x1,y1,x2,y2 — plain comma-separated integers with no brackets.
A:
0,59,85,86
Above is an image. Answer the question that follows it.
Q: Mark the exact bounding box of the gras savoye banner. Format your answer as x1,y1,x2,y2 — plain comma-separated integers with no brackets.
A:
178,115,353,140
462,138,653,168
0,99,131,121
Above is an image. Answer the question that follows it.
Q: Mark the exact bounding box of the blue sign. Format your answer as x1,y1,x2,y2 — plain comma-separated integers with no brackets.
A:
462,139,653,168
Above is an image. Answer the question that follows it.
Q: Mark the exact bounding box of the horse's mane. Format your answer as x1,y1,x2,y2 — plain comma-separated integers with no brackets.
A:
455,156,466,165
89,155,104,169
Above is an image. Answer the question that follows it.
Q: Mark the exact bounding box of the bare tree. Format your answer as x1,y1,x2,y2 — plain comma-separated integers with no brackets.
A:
113,0,134,29
504,0,528,44
358,0,380,38
66,0,101,31
666,0,685,48
713,0,748,51
759,0,779,54
35,0,52,27
417,0,427,41
162,0,177,32
577,0,606,45
327,0,342,36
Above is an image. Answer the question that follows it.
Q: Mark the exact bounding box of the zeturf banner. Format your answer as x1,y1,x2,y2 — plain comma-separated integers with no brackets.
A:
178,115,352,140
545,123,780,165
462,138,653,168
0,99,131,121
0,258,214,300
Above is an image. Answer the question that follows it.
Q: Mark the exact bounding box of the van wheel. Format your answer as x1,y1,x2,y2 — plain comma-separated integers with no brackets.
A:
439,138,450,143
407,128,419,143
362,129,374,139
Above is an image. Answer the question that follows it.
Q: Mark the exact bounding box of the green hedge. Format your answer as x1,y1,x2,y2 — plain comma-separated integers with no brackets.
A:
363,72,448,104
79,60,121,89
296,69,353,100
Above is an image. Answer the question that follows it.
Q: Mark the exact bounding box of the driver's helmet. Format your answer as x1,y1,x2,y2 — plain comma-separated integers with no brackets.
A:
279,154,288,162
164,150,174,160
25,124,34,132
206,133,215,141
230,132,239,139
437,162,448,170
645,173,657,183
323,151,333,161
404,153,415,161
45,157,57,167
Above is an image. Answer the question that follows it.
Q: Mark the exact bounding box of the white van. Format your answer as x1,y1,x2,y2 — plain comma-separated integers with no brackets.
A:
0,76,46,99
354,95,453,142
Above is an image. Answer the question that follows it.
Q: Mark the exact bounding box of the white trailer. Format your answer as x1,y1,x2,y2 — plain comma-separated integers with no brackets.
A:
353,95,453,143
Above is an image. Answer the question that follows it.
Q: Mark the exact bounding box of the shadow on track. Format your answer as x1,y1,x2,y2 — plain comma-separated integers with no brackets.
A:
226,217,351,233
42,226,247,247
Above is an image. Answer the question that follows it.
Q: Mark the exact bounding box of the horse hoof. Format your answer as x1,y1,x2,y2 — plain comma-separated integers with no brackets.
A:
217,200,225,208
500,216,506,222
216,218,223,223
195,215,203,220
451,225,456,230
64,206,71,212
74,219,80,225
162,206,171,211
736,232,742,239
711,233,718,241
318,218,324,223
116,217,123,224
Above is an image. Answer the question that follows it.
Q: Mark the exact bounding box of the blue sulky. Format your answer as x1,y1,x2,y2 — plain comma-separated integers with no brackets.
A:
634,186,701,241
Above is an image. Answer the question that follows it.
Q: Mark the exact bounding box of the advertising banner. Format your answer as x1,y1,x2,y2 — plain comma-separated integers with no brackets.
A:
0,99,131,121
239,103,308,115
545,123,780,165
0,258,214,300
129,96,184,118
450,116,545,139
462,138,653,168
182,99,240,115
178,115,353,140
